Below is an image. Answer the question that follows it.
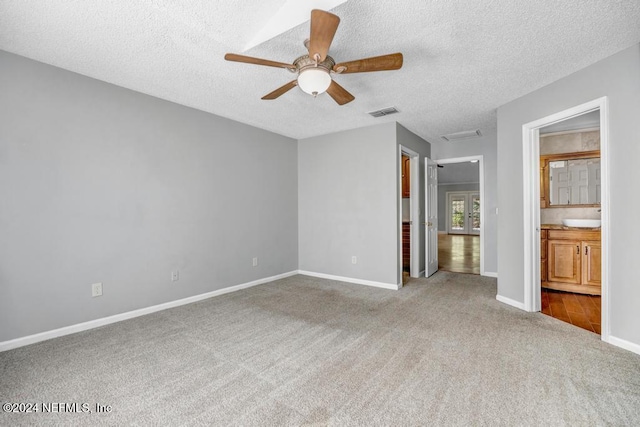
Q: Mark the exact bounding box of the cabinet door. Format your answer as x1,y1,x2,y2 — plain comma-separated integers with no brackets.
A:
402,224,410,268
402,156,411,198
540,235,548,282
582,241,601,286
548,240,581,284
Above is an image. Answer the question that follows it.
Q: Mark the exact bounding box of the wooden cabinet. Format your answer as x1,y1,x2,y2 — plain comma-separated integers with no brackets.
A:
402,223,410,270
542,229,601,295
582,241,601,287
402,155,410,198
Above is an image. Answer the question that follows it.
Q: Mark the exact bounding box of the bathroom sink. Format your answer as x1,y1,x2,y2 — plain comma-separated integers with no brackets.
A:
562,219,601,228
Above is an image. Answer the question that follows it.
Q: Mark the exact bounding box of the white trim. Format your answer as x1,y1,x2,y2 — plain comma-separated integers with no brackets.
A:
483,271,498,278
434,156,485,276
0,270,298,352
298,270,400,290
496,294,525,310
607,335,640,356
521,96,610,344
540,127,600,137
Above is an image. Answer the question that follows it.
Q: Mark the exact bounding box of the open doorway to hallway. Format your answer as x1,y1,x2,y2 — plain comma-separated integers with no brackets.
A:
436,159,481,275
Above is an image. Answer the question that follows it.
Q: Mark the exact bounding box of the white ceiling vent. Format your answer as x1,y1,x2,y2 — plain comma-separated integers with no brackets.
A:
368,107,400,118
441,129,482,142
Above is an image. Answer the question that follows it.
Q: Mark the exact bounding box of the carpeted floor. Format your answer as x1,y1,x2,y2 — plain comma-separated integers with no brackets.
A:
1,272,639,425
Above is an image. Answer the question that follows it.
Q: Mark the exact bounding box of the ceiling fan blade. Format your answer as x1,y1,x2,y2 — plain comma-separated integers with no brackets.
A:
333,53,403,74
262,80,298,100
326,80,354,105
308,9,340,62
224,53,295,70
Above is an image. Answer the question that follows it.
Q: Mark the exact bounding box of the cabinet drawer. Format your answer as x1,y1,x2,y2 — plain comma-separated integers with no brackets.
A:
548,230,600,241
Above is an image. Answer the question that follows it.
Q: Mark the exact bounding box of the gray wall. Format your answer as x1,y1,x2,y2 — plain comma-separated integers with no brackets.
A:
298,122,399,285
397,124,431,275
496,43,640,347
437,162,479,184
0,51,298,342
438,183,480,231
431,129,498,274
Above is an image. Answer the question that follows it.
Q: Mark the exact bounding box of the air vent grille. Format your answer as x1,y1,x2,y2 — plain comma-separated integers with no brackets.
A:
368,106,399,118
441,129,482,142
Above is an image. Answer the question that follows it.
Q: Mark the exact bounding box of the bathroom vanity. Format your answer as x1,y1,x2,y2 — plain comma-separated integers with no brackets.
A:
541,225,601,295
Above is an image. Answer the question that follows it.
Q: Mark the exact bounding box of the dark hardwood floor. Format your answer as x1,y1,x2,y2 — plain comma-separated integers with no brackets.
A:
541,288,601,334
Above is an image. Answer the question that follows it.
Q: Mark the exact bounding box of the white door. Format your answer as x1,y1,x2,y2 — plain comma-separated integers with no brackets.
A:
425,157,438,277
446,191,480,235
470,193,481,235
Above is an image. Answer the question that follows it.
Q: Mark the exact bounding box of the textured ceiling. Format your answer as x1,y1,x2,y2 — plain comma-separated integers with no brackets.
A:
1,0,640,143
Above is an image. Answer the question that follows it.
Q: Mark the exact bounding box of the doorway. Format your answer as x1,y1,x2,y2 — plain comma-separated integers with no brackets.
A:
521,97,609,342
537,110,602,334
399,146,420,285
435,156,485,275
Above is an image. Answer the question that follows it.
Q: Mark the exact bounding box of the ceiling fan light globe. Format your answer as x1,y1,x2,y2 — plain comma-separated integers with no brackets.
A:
297,68,331,96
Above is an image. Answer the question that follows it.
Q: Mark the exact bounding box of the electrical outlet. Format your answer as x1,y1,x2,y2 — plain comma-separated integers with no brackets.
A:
352,256,357,264
252,257,258,267
91,282,103,297
171,270,179,282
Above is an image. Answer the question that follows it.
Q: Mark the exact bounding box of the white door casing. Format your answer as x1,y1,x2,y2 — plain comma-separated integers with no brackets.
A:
425,157,438,277
521,97,609,343
435,156,486,276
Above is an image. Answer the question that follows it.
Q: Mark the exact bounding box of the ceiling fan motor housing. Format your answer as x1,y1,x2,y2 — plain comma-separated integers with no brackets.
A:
294,55,335,96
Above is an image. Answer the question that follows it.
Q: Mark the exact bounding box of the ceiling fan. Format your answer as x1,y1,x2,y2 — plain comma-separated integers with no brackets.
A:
224,9,403,105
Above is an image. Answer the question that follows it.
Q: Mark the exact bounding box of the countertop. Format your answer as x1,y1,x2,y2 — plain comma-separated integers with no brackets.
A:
541,224,601,231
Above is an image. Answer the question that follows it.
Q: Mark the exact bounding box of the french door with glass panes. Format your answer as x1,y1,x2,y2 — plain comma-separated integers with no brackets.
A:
446,191,480,235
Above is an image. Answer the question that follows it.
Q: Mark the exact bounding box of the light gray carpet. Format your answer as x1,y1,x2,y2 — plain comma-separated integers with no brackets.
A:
1,272,639,426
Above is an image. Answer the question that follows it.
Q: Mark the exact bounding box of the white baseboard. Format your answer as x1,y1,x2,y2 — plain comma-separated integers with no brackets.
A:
0,270,298,353
483,271,498,278
297,270,399,290
496,294,525,310
606,335,640,356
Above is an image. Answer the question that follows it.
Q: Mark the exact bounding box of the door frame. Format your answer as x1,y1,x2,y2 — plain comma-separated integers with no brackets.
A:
521,96,610,342
436,156,486,275
398,145,421,284
446,191,480,235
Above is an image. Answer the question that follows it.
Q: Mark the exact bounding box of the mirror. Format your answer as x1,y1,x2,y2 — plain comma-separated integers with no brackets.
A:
541,150,601,207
